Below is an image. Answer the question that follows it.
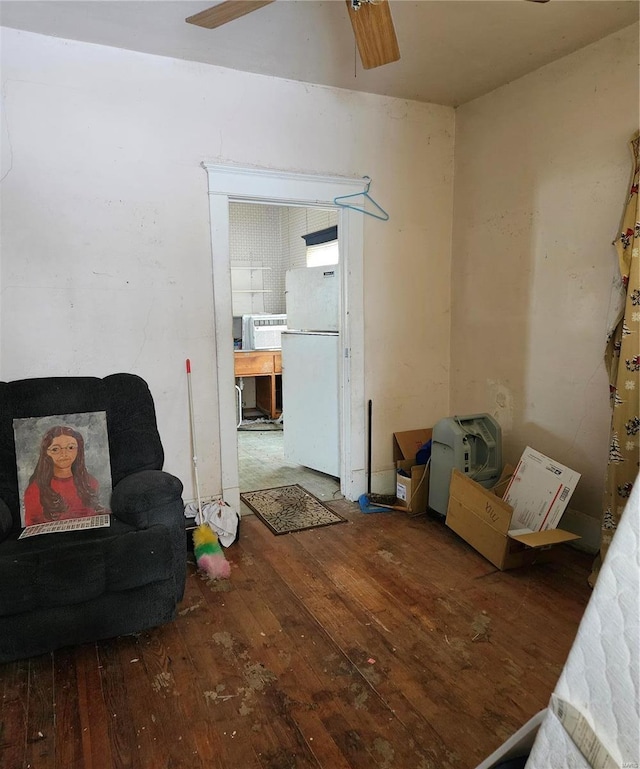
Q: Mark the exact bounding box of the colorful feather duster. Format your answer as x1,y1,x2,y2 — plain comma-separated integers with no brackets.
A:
193,523,231,579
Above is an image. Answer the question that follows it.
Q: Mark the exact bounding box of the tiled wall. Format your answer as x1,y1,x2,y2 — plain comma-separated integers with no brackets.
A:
230,203,337,315
229,204,281,315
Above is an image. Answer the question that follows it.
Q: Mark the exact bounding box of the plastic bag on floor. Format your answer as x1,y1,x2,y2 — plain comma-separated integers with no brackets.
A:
184,498,240,546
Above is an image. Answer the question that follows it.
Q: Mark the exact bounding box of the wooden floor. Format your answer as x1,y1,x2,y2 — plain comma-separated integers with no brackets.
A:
0,502,593,769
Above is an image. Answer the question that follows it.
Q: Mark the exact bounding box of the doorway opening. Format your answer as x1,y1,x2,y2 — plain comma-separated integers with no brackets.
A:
230,201,341,501
203,163,367,516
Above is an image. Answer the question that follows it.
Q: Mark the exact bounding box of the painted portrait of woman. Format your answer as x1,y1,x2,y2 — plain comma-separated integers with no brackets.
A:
23,425,108,526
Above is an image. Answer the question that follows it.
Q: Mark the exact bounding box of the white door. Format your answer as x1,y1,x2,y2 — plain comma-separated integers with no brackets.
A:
282,331,340,477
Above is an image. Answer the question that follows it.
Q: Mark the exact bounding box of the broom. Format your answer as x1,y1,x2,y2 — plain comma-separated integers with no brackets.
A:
186,359,230,579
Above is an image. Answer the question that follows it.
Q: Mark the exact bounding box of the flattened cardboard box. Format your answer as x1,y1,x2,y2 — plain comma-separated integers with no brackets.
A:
503,446,581,531
393,428,432,516
445,468,580,570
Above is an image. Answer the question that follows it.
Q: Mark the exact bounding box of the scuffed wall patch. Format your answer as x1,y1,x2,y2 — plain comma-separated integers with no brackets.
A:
487,379,513,433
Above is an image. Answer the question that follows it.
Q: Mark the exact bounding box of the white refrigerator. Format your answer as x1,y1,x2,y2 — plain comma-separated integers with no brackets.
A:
281,266,340,478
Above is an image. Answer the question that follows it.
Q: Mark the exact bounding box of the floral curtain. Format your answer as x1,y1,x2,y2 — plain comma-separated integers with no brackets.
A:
591,131,640,585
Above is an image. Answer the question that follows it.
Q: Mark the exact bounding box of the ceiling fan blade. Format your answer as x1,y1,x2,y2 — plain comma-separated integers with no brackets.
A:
186,0,275,30
345,0,400,70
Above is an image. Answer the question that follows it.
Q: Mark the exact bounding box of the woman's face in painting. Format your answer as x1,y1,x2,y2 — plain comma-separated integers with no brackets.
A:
47,434,78,477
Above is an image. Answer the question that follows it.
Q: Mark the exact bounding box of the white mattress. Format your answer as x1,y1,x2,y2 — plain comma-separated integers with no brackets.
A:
525,479,640,768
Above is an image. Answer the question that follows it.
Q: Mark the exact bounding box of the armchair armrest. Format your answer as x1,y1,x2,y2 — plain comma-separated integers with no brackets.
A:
111,470,184,530
111,469,187,603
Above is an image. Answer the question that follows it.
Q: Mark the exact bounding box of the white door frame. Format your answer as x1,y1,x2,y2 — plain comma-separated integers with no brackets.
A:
202,163,367,513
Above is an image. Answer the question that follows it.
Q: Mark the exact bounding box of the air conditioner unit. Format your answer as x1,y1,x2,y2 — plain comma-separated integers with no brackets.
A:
428,413,502,516
241,314,287,350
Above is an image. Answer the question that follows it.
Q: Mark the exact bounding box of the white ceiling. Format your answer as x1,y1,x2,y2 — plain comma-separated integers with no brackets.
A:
1,0,638,107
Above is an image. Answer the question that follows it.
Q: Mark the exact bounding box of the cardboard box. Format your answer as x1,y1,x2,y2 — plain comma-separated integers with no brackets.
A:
445,468,580,570
504,446,581,531
393,428,432,516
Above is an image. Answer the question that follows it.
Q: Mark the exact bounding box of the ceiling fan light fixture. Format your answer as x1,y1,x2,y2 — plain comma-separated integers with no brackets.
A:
351,0,385,8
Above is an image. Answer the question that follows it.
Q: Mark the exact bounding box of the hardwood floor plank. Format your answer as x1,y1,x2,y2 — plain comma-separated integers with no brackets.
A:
24,654,55,769
130,628,204,769
53,647,83,769
176,572,264,768
108,636,166,769
278,706,353,769
154,589,235,769
96,639,145,769
0,658,29,769
192,546,335,767
75,643,114,769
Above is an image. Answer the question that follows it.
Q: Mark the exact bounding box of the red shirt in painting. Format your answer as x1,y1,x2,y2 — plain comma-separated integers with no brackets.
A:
24,475,99,526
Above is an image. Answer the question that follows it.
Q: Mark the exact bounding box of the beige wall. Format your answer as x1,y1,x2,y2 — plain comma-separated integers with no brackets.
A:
0,28,454,500
451,23,639,519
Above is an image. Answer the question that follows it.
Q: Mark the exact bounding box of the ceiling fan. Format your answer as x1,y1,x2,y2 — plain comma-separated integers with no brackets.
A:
186,0,551,71
186,0,400,70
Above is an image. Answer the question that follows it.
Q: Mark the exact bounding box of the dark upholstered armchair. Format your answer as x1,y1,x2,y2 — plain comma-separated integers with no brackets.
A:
0,374,186,662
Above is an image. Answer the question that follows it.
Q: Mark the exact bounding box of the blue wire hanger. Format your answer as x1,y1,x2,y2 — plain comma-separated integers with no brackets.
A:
333,176,389,221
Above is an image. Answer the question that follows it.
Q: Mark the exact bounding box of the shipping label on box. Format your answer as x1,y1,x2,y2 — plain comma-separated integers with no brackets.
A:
503,447,581,532
396,459,429,516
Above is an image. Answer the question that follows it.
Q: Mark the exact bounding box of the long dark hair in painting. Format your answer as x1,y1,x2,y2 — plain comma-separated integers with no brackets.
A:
28,425,101,520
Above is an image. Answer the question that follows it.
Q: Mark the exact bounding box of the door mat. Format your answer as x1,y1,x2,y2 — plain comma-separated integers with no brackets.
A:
240,484,347,535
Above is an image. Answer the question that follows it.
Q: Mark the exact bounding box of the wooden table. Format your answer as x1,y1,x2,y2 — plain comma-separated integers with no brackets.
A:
234,350,282,419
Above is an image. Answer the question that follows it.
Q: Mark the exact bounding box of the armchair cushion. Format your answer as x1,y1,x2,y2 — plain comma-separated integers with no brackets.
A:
0,519,174,617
